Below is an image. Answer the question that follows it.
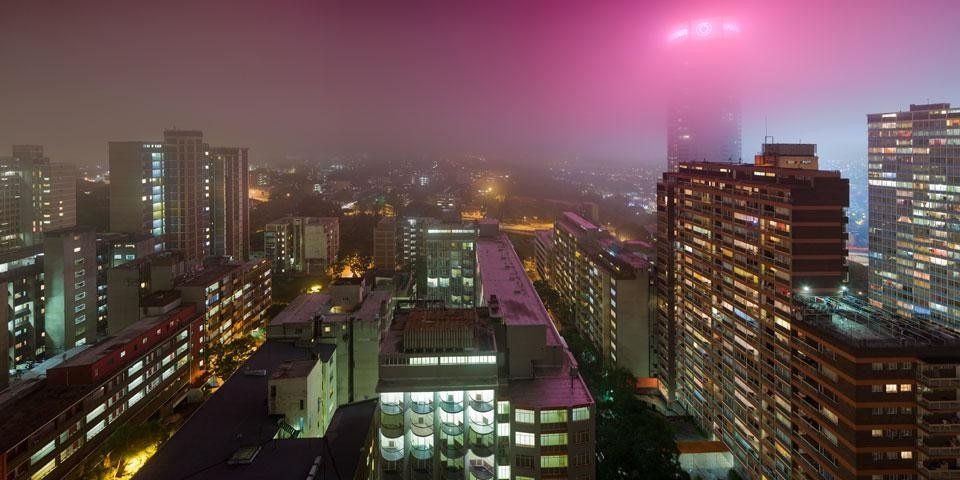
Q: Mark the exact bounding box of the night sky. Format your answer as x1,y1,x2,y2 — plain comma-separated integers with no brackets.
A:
1,0,958,168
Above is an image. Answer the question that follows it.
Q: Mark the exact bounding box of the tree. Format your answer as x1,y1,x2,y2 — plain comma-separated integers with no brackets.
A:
206,335,258,381
347,253,374,278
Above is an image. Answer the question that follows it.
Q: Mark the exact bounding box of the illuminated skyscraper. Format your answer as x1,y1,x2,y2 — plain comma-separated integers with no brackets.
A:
163,129,209,262
868,103,960,329
656,146,849,478
665,18,742,171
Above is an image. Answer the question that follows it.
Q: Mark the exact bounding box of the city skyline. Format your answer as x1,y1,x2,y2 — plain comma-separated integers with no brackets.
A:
1,0,958,169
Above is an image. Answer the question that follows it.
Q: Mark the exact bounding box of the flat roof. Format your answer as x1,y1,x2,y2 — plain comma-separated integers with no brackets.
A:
477,231,593,408
560,211,597,232
136,341,370,480
178,264,242,287
54,307,195,369
270,293,331,325
0,383,90,451
795,295,960,351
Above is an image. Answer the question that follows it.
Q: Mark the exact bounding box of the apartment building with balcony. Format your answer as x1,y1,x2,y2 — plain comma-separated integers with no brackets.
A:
264,216,339,275
792,294,960,480
655,147,849,479
0,304,202,480
550,211,654,379
375,223,595,480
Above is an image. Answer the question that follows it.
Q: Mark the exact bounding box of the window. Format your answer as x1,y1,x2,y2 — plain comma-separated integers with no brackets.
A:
572,407,590,421
497,466,510,480
885,384,897,393
497,401,510,415
515,409,535,424
515,455,534,468
573,430,589,444
902,451,913,459
540,409,568,424
541,433,568,446
300,399,305,410
572,452,590,467
872,429,882,437
515,432,535,447
541,455,568,469
900,384,912,392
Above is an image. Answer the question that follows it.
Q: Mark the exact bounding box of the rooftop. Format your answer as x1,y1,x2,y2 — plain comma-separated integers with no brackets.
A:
381,306,496,355
0,384,90,452
178,263,242,287
795,295,960,351
270,293,331,326
53,306,197,370
135,341,371,480
476,230,593,408
559,211,598,233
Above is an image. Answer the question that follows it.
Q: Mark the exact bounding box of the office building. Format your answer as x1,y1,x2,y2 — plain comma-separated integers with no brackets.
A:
868,103,960,329
550,212,653,378
373,216,398,272
665,18,742,171
0,305,202,480
656,149,849,478
375,223,596,480
264,216,339,275
163,130,209,262
418,221,478,308
42,226,97,353
108,141,166,238
208,146,249,260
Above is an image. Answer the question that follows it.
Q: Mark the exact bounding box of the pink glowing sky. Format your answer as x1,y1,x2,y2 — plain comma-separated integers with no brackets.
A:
0,0,957,168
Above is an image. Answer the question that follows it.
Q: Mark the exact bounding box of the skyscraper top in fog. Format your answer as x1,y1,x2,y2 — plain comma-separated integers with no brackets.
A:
665,17,742,172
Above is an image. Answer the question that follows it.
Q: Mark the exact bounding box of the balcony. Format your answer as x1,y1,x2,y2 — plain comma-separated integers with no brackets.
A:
410,415,435,437
441,465,466,480
468,397,493,413
441,421,464,437
920,464,960,480
920,442,960,458
469,464,495,480
921,419,960,435
382,401,404,415
920,397,960,412
920,373,960,389
411,444,434,461
411,400,434,415
380,445,404,462
440,440,465,458
439,399,464,413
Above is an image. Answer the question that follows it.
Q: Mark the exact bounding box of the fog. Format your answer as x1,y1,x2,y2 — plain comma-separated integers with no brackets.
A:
0,0,957,167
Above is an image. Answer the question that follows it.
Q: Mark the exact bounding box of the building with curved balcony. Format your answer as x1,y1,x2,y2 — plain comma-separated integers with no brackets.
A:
375,223,595,479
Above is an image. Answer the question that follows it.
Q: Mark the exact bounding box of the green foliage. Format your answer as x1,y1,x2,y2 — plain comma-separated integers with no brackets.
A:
561,328,689,480
727,469,744,480
206,335,258,381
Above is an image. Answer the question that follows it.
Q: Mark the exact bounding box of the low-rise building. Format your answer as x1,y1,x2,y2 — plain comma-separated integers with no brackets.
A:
0,305,202,480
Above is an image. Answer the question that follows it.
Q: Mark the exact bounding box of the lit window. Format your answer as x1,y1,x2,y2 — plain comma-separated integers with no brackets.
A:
572,407,590,421
515,409,535,424
540,455,568,469
540,409,568,424
871,429,882,437
885,384,897,393
515,432,535,447
900,384,912,392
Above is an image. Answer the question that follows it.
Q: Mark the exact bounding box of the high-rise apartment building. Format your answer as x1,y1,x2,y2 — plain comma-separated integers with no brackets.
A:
418,222,478,308
665,18,742,171
656,147,848,478
789,294,960,480
163,130,209,262
375,224,595,480
373,216,398,272
264,216,339,275
0,146,77,250
0,157,20,252
42,226,97,352
1,246,45,372
550,212,653,378
208,146,249,260
868,103,960,329
108,141,166,237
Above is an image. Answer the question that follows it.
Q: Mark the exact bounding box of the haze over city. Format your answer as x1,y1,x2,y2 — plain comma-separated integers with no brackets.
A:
2,0,957,168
